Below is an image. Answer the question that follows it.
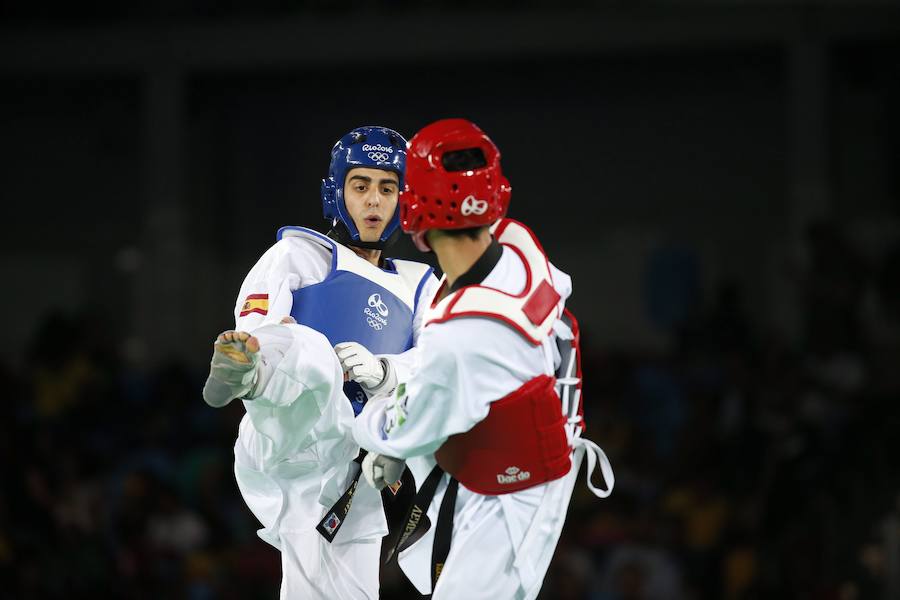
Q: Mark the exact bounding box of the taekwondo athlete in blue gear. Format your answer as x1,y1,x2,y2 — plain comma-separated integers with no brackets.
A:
286,126,426,414
201,125,439,600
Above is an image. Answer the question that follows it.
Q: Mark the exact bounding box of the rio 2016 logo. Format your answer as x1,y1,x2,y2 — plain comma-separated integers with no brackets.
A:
362,144,393,163
362,144,393,153
365,293,389,330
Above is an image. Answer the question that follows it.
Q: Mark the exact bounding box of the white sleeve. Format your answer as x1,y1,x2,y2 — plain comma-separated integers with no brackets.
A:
352,333,468,459
352,318,542,459
233,238,329,333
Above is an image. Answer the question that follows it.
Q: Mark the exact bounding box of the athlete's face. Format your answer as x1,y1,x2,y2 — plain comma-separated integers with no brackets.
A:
343,167,399,242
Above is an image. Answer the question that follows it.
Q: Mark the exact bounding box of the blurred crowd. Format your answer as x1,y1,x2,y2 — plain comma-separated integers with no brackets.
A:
545,222,900,600
0,314,282,598
2,220,899,599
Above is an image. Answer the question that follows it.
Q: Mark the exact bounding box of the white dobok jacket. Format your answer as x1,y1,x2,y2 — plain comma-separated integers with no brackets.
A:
352,229,613,599
226,227,437,598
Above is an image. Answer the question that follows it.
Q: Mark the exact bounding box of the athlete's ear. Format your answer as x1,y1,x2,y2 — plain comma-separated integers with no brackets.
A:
412,230,432,253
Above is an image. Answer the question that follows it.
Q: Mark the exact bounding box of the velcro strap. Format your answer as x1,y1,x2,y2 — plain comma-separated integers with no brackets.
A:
573,436,614,498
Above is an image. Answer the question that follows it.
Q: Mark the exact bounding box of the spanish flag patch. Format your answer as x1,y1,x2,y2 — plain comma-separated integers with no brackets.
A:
240,293,269,317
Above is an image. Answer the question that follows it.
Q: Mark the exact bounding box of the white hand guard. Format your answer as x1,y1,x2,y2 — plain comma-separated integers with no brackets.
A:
361,452,405,491
202,335,260,408
334,342,397,395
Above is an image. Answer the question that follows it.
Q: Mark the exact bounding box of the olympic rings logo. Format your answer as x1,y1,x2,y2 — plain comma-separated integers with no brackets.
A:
368,293,389,317
461,195,489,216
366,317,384,330
368,151,390,163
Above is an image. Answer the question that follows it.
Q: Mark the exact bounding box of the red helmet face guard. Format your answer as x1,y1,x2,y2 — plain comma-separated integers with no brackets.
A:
400,119,511,236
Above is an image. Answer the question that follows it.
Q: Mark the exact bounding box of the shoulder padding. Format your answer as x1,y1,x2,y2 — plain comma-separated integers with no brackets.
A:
276,226,335,252
425,219,560,345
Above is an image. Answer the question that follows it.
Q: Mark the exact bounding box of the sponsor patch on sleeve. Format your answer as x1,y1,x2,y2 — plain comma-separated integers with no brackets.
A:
382,383,409,438
240,293,269,317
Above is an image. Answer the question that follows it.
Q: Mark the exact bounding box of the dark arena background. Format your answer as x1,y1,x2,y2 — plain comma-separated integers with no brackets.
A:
2,1,900,598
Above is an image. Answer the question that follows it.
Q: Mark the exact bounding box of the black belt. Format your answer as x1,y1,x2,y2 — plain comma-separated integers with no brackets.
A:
387,465,459,590
316,451,366,543
317,451,411,544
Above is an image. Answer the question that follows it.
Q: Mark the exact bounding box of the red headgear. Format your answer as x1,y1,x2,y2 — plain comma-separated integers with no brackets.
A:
400,119,511,251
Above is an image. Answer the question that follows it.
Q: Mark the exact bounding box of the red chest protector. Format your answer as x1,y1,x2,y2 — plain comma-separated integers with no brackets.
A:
427,219,582,495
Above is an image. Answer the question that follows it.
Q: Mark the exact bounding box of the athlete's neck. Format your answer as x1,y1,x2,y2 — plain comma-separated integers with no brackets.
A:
430,229,493,292
350,245,382,266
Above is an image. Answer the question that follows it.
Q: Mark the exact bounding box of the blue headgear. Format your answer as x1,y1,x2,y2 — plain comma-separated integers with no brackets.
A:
321,126,407,248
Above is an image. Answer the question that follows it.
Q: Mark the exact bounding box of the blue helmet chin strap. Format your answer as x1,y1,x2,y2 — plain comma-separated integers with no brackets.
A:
321,126,407,250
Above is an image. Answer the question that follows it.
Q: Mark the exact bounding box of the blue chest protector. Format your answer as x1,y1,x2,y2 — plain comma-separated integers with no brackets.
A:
278,226,432,416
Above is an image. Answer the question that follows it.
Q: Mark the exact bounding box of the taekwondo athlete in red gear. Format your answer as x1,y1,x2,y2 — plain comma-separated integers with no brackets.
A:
352,119,614,599
201,126,439,599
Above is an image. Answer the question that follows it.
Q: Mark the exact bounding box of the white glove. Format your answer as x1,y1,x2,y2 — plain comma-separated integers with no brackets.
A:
361,452,405,490
334,342,386,390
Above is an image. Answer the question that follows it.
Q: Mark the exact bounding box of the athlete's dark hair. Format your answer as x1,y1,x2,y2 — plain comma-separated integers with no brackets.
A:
439,226,488,241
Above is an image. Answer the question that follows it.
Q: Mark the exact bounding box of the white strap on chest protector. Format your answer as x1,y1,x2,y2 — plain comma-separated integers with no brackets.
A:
572,434,615,499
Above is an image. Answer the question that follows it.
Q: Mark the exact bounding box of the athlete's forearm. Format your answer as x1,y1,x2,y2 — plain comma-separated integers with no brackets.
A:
352,382,451,460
